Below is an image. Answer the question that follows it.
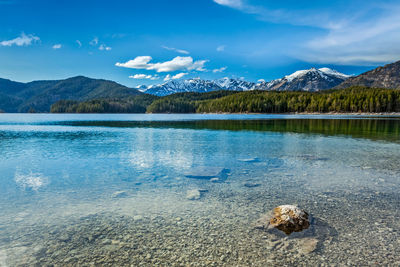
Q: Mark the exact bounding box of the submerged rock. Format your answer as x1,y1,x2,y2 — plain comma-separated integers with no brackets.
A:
243,182,261,188
299,155,329,161
269,205,310,235
210,178,220,183
255,205,310,235
133,215,143,221
112,191,128,198
298,237,318,254
184,167,226,179
186,189,201,200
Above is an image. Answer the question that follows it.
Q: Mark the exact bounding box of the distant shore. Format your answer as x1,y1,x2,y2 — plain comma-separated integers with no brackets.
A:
1,112,400,116
194,112,400,116
287,112,400,116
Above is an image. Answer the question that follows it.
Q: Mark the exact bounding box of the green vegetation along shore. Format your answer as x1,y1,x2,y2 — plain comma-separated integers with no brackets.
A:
50,87,400,114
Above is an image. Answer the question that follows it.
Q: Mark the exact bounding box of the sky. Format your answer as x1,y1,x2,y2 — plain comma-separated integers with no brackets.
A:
1,0,400,87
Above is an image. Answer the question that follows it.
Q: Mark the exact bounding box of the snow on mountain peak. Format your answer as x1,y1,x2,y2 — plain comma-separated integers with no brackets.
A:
141,67,351,96
285,70,310,82
215,77,233,88
318,68,351,79
283,67,350,82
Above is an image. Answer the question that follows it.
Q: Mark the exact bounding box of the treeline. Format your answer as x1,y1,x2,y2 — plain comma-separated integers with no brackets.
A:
50,95,157,113
50,87,400,114
196,87,400,113
146,90,238,113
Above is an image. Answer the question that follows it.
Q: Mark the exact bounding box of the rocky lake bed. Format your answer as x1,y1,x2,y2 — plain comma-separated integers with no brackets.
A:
1,158,400,266
1,115,400,266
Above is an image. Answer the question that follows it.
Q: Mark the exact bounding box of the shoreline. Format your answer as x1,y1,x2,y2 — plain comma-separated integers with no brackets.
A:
197,112,400,116
1,112,400,116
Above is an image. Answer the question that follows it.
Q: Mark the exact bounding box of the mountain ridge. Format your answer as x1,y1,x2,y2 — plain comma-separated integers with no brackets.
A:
2,60,400,113
140,67,351,96
335,60,400,89
0,76,142,112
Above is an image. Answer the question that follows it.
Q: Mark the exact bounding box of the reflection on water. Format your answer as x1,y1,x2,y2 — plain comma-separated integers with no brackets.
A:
0,114,399,266
14,171,48,191
53,117,400,143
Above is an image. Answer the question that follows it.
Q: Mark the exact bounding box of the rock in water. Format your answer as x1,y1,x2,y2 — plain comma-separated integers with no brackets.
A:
111,191,128,198
184,167,225,179
299,237,318,254
244,182,261,188
186,189,201,200
269,205,310,235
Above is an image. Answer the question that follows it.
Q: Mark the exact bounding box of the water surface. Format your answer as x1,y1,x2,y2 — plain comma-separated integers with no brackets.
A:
0,114,399,266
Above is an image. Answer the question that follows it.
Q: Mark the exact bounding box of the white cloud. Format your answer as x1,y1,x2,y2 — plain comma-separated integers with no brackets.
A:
150,57,204,72
52,44,62,49
90,37,98,46
212,0,345,30
130,74,148,79
164,74,171,81
298,4,400,65
162,45,190,55
99,44,112,51
215,1,400,65
76,40,82,47
213,66,227,73
189,59,208,72
164,72,188,81
0,33,39,47
129,74,159,80
116,56,208,72
172,72,188,79
116,56,152,69
257,79,265,83
216,45,226,52
213,0,243,8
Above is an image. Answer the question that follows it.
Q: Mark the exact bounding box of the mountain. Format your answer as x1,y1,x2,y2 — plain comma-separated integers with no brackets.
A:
141,77,255,96
0,76,142,112
140,68,350,96
336,60,400,89
255,68,351,92
0,67,354,112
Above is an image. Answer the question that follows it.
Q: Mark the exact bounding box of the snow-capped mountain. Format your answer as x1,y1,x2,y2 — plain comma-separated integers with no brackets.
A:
139,68,351,96
214,77,256,91
141,77,256,96
255,68,351,92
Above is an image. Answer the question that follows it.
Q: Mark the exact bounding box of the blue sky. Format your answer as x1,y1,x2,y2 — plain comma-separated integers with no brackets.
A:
1,0,400,87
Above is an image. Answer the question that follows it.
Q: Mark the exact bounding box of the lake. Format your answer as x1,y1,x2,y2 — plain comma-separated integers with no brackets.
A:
0,114,399,266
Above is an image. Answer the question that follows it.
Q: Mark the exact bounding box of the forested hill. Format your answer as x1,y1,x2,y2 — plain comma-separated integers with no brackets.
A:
0,76,142,112
195,87,400,113
50,87,400,114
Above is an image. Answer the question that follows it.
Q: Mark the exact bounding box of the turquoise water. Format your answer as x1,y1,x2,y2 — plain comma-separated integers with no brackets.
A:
0,114,399,266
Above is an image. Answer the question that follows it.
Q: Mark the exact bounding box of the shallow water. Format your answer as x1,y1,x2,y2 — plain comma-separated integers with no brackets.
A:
0,114,399,266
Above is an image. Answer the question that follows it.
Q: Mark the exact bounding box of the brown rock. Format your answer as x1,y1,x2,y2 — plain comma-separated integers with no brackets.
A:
269,205,310,235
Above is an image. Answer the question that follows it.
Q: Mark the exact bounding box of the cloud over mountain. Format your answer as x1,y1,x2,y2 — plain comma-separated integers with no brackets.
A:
129,74,159,80
116,56,208,72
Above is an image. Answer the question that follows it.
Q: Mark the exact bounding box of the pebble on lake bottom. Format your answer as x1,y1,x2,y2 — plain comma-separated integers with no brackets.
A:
186,189,201,200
